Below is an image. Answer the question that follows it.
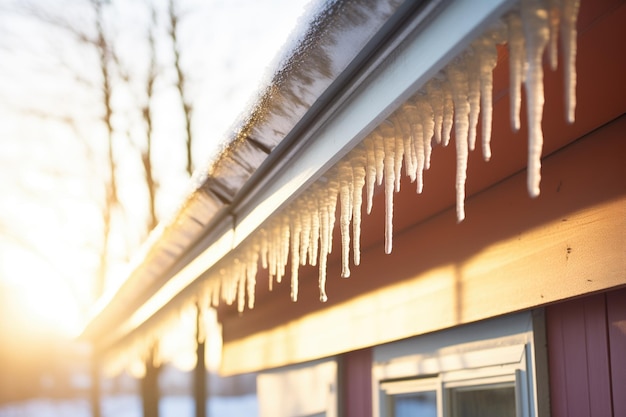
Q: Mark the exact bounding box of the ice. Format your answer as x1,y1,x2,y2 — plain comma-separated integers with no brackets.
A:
317,183,331,302
298,198,310,266
467,49,482,152
137,0,581,325
522,0,550,198
373,130,385,187
393,112,416,183
441,79,455,147
393,122,405,193
364,136,377,214
402,102,425,193
308,188,320,266
338,160,353,278
236,259,246,313
415,95,435,172
426,77,444,145
245,243,259,309
447,58,471,222
380,121,397,254
289,208,302,301
100,1,584,375
506,11,526,132
473,25,506,160
548,0,562,70
561,0,580,123
350,146,367,266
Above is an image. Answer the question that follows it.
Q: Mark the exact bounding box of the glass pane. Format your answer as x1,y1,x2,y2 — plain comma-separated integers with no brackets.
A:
450,385,516,417
391,390,437,417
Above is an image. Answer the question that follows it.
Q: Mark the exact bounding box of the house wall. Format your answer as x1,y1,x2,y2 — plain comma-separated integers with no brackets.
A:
220,0,626,376
337,288,626,417
546,288,626,417
222,114,626,375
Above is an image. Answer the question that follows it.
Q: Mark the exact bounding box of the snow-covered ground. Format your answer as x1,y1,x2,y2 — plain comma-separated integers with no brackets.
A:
0,395,258,417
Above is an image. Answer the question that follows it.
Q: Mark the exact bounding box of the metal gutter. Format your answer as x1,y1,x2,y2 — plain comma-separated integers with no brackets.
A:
82,0,409,345
91,0,520,355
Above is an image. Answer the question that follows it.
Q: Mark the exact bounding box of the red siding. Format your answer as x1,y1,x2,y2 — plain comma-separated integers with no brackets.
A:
341,348,373,417
547,288,626,417
607,290,626,417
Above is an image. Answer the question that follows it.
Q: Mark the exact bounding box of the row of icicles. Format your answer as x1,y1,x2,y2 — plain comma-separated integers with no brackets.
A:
199,0,580,312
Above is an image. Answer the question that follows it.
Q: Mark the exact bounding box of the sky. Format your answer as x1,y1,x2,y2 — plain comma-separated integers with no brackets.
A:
0,0,312,339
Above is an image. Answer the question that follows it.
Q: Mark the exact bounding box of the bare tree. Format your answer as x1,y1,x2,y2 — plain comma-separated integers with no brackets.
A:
167,0,194,177
91,0,120,299
2,0,208,413
17,0,123,299
136,5,160,233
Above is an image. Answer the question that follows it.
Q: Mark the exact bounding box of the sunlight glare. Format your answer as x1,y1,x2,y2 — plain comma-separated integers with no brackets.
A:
1,247,84,339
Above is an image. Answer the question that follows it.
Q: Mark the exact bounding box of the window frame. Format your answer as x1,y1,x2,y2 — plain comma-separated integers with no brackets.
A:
372,312,542,417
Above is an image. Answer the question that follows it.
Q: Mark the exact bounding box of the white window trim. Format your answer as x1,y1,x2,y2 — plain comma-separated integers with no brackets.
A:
373,312,541,417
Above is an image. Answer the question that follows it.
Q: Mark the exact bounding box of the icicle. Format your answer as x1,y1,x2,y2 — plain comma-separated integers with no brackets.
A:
246,242,259,310
289,208,301,301
393,121,404,192
210,279,220,307
280,214,290,282
394,112,416,183
379,121,396,254
326,174,339,255
373,130,385,186
350,146,366,266
308,188,320,266
447,58,471,222
260,228,268,270
441,79,455,147
268,219,278,287
426,76,444,145
467,49,482,152
193,0,583,311
319,190,329,302
236,259,246,313
402,102,425,194
298,197,311,266
220,267,234,306
414,95,435,172
364,136,377,214
507,11,526,131
473,24,506,161
318,175,337,302
522,0,550,198
548,0,562,70
414,121,425,194
338,160,353,278
561,0,580,123
398,100,423,188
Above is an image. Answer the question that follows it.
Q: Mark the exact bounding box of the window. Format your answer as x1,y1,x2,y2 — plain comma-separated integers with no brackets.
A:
448,382,516,417
373,312,545,417
257,358,337,417
380,378,439,417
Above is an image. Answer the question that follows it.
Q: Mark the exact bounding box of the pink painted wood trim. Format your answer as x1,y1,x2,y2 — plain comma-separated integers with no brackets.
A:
547,304,570,417
341,348,373,417
582,296,613,416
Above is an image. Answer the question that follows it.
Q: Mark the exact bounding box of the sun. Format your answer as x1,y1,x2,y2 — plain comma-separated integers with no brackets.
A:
0,245,85,339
